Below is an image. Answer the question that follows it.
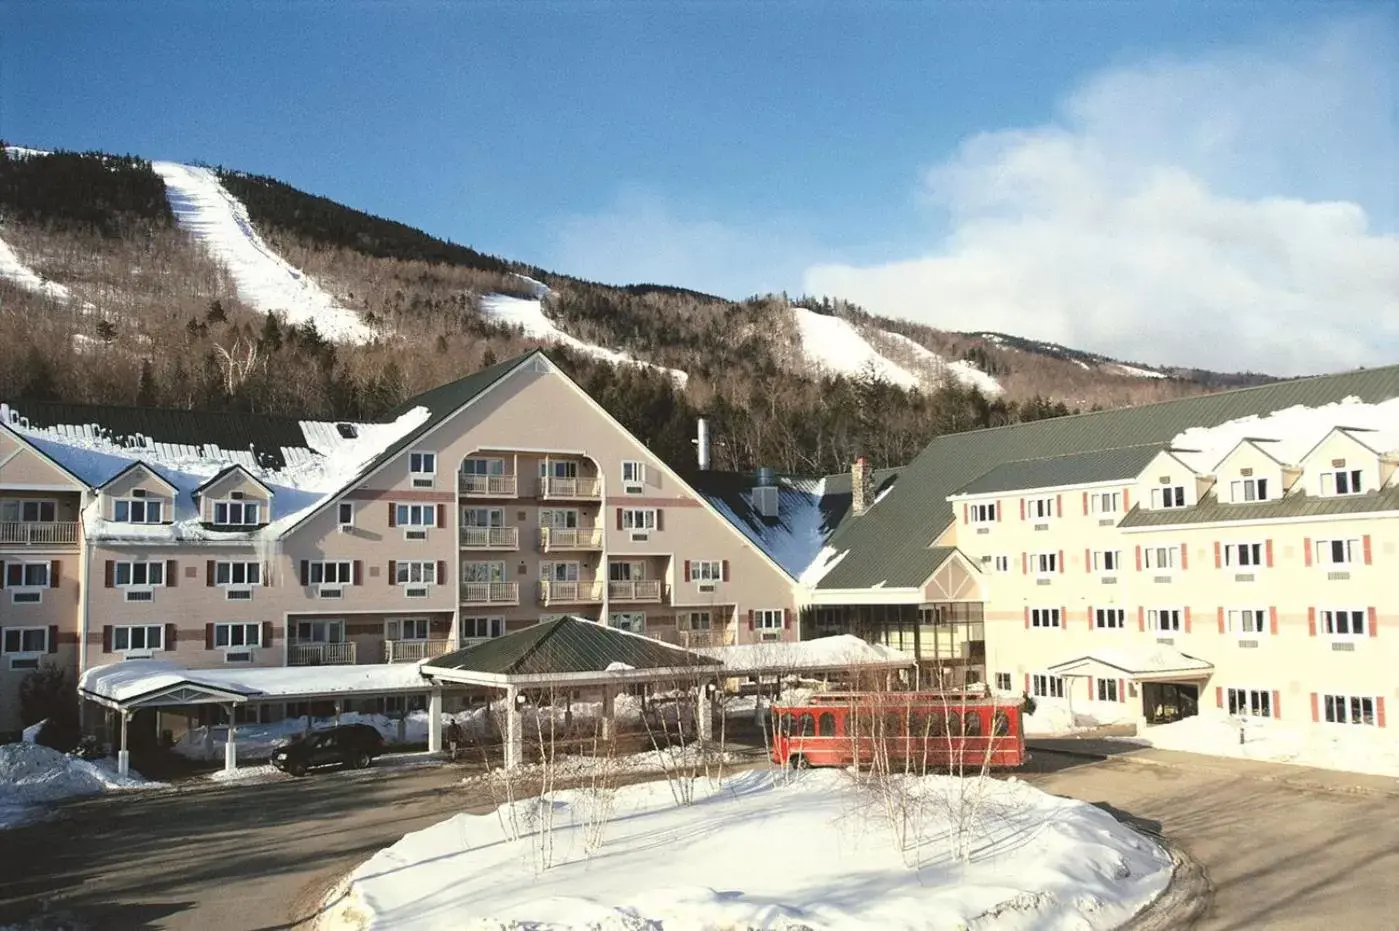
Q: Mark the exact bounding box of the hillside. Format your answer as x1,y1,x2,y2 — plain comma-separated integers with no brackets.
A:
0,145,1274,475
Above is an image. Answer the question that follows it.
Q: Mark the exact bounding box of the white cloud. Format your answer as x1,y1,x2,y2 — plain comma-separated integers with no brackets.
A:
806,20,1399,376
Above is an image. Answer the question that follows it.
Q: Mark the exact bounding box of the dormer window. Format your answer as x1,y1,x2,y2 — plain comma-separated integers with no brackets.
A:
410,452,436,488
1150,486,1186,509
1229,477,1269,503
114,498,163,523
213,500,260,526
1321,469,1363,496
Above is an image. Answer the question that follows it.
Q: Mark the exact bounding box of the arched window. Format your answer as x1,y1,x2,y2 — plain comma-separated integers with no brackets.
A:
818,712,837,737
926,712,945,737
992,710,1011,736
797,713,816,737
907,710,926,737
963,711,983,736
883,712,904,737
945,712,962,736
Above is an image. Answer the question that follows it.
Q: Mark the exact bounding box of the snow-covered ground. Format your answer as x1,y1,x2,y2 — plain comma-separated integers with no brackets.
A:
792,306,920,389
0,743,162,830
1022,699,1138,737
324,768,1170,931
1108,363,1167,380
0,232,84,306
151,162,373,343
480,293,688,387
881,330,1004,395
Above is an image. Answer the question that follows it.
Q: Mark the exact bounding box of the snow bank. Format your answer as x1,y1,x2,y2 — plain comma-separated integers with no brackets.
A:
152,162,373,343
0,743,160,829
1118,715,1399,779
330,768,1171,931
1170,397,1399,471
480,294,688,387
1022,699,1138,737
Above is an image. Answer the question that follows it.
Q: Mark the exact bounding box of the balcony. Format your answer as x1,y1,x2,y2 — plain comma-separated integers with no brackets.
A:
653,627,736,649
288,641,357,666
460,581,519,606
458,473,518,497
0,521,79,546
608,579,664,603
459,526,518,550
539,579,606,605
385,639,453,663
541,476,601,500
539,526,603,551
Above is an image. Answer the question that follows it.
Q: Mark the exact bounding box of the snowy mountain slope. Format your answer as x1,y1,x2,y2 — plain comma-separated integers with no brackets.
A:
151,162,373,343
480,293,688,387
0,232,81,305
791,306,920,389
879,330,1004,395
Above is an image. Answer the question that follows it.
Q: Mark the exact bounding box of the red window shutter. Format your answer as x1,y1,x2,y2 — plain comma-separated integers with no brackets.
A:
388,502,397,527
299,560,310,587
353,560,363,586
436,503,446,528
166,559,177,588
1310,693,1319,723
1307,607,1317,637
1215,686,1223,709
1368,606,1378,638
1122,488,1130,511
104,560,114,588
1217,607,1225,634
1058,550,1064,574
48,626,58,654
655,510,664,531
1272,691,1281,719
205,623,215,650
995,501,1002,522
49,560,60,588
721,559,729,582
164,623,177,649
962,503,969,524
683,560,691,582
783,609,791,630
1303,538,1312,567
262,621,274,646
1363,535,1373,565
1084,547,1091,573
101,625,113,653
1137,607,1145,632
616,508,624,531
1023,607,1029,629
1118,679,1126,703
747,610,755,631
1265,539,1274,568
1019,499,1026,520
207,560,216,587
1061,606,1068,631
1055,493,1062,517
1180,543,1189,570
1087,605,1094,629
1081,491,1089,516
1024,673,1030,694
1269,606,1278,636
1021,553,1028,574
388,560,397,585
1214,541,1222,569
1183,607,1192,633
1378,697,1387,728
1087,676,1094,699
436,561,446,585
1135,546,1142,571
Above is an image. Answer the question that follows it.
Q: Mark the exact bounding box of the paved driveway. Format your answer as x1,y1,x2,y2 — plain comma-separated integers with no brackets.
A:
3,750,1399,930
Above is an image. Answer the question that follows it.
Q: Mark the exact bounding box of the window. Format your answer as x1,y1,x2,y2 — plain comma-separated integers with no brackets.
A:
337,502,355,527
1,627,48,654
385,617,429,641
621,460,645,486
543,561,581,582
308,561,352,585
1149,608,1182,632
1092,550,1121,572
539,508,579,529
1321,469,1364,496
1150,486,1186,509
1224,543,1264,567
1227,687,1273,718
1031,674,1065,699
294,620,343,643
214,622,261,648
462,507,504,527
462,616,504,639
754,609,784,630
115,562,165,587
1226,608,1267,635
608,612,645,634
1095,608,1125,630
541,460,579,479
395,504,436,527
114,498,163,523
1030,552,1059,574
113,625,164,652
1229,478,1270,503
462,457,504,476
968,502,997,523
1315,539,1358,566
1143,546,1178,570
4,562,51,588
1323,694,1377,726
212,500,260,526
395,561,438,585
1320,608,1366,637
1096,679,1120,702
691,560,722,582
680,611,712,631
1026,497,1056,519
461,562,505,582
410,452,436,476
1029,608,1061,629
993,555,1010,573
215,561,261,586
621,508,656,530
1,500,57,522
994,672,1013,692
1090,492,1121,515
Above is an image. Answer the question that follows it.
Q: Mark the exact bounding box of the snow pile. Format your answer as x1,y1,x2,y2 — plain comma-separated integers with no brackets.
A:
792,306,919,389
1022,700,1138,737
460,743,744,786
699,633,914,675
328,768,1171,931
1170,397,1399,471
151,162,373,343
1117,715,1399,778
480,293,688,387
0,743,160,829
882,331,1004,395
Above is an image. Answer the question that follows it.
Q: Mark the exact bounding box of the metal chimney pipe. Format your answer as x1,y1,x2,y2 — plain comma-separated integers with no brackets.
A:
697,418,710,470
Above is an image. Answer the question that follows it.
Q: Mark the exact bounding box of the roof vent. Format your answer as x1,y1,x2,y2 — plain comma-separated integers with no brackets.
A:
336,423,359,439
752,485,779,519
755,465,775,487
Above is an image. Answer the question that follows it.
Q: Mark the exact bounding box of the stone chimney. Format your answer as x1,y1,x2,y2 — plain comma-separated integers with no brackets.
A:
851,456,872,516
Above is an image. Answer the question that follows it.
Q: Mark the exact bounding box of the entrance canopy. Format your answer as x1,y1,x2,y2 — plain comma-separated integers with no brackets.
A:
1047,646,1213,683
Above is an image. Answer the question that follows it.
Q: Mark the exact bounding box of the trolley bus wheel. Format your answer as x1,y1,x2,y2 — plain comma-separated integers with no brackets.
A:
788,754,809,770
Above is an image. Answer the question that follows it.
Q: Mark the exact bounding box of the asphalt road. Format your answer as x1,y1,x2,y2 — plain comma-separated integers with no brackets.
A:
3,749,1399,930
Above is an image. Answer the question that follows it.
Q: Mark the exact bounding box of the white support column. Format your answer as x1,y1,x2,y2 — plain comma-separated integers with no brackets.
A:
697,680,713,742
504,686,523,770
428,689,444,753
117,711,130,776
224,705,238,774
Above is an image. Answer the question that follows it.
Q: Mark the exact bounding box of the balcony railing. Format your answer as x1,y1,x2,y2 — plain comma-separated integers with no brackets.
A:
385,639,453,663
608,579,664,603
458,473,518,497
288,641,357,666
541,476,601,500
459,526,518,549
652,627,736,649
460,581,519,605
539,526,603,551
539,579,606,605
0,521,79,545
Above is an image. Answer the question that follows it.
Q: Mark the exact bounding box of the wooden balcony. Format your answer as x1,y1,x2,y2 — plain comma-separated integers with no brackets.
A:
539,526,603,551
459,526,518,550
460,581,519,606
458,473,518,497
385,639,453,663
541,476,601,500
288,641,357,666
608,579,664,603
0,521,79,546
539,579,605,605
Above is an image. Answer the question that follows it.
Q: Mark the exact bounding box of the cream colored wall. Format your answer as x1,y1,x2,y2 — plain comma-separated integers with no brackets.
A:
1213,443,1286,503
1134,450,1204,510
1298,432,1384,497
100,467,174,521
0,553,81,735
0,432,85,489
197,470,273,523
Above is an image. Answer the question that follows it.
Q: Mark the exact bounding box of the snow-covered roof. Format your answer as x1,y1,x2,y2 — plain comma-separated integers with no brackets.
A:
79,660,433,707
1171,398,1399,473
698,635,916,675
1047,646,1213,680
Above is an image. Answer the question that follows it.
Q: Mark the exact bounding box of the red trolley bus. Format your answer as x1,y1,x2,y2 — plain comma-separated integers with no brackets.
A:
769,691,1027,771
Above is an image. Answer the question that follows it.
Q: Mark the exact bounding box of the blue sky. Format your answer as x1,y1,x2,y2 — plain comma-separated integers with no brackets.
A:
4,1,1397,374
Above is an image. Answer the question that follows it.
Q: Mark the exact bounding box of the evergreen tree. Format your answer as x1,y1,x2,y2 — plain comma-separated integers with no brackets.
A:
136,360,158,406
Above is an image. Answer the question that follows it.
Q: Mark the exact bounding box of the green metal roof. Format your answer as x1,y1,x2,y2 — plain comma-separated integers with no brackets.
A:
425,616,721,676
1120,485,1399,529
950,444,1165,498
816,363,1399,590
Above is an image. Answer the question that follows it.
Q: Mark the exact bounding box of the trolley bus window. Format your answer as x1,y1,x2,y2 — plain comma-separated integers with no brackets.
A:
797,713,816,737
926,712,945,736
777,712,793,736
992,710,1011,736
883,712,904,737
963,711,983,736
946,712,962,736
817,712,837,737
908,710,926,737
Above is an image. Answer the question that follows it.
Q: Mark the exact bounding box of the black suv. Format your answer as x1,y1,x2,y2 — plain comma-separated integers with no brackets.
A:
270,723,385,777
